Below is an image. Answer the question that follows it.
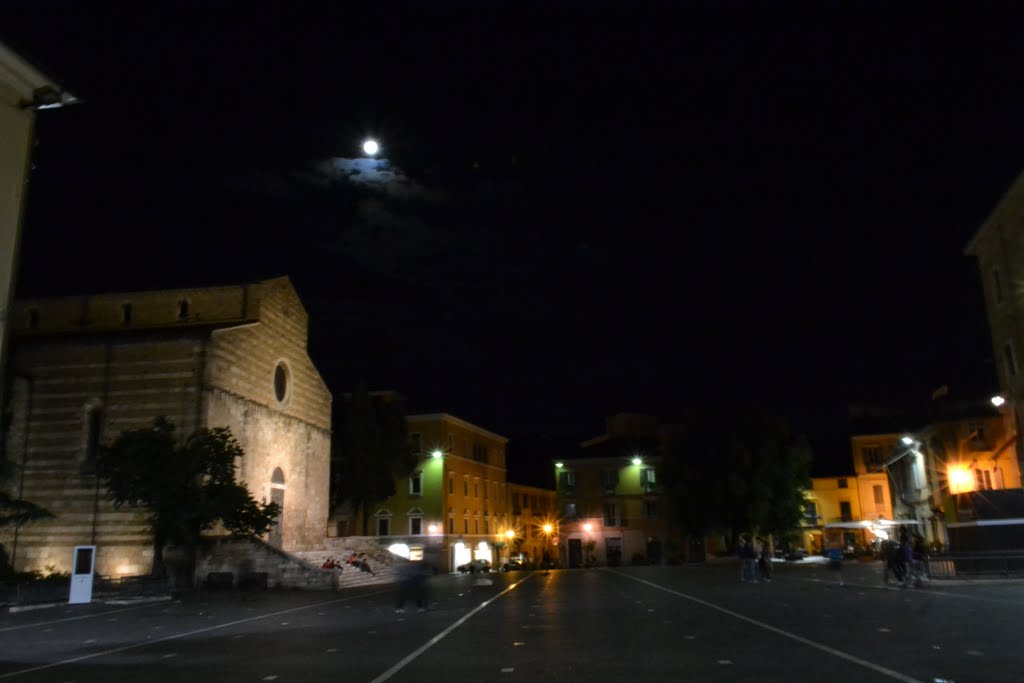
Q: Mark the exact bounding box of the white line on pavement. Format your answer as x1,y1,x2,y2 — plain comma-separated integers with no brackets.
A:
0,603,158,633
609,570,924,683
781,575,1024,605
0,590,390,680
369,573,536,683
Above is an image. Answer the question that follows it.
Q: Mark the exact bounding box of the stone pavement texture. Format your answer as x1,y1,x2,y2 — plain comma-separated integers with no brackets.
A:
0,560,1019,682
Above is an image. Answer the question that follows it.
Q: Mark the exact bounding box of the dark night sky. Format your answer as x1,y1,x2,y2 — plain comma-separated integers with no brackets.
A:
5,3,1024,476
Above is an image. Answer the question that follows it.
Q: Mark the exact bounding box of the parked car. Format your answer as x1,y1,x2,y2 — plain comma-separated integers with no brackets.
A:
501,559,525,572
456,559,491,573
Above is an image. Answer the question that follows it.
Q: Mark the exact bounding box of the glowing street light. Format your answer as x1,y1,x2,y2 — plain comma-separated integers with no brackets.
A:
901,436,915,446
631,455,642,466
992,395,1006,407
555,462,564,468
430,449,443,459
542,523,554,535
582,522,593,532
362,138,380,156
505,529,516,540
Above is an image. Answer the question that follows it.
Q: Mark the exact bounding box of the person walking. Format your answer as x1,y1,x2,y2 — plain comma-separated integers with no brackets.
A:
757,537,772,582
395,561,429,613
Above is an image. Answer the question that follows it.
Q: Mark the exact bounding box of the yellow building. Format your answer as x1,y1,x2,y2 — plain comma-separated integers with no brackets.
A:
507,482,558,565
335,413,508,571
554,415,668,567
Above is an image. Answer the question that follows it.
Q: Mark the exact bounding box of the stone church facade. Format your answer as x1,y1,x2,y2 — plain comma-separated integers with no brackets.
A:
2,276,331,577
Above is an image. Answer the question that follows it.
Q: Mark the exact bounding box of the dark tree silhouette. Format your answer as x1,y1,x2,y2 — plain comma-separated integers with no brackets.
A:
332,387,415,536
99,417,280,579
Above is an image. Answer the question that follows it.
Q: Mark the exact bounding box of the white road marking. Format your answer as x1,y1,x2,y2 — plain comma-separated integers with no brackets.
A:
610,570,925,683
326,648,338,653
501,668,515,673
0,590,390,680
0,603,158,633
369,573,536,683
262,677,278,681
783,575,1024,606
966,650,984,656
717,659,732,665
878,627,892,632
513,642,525,646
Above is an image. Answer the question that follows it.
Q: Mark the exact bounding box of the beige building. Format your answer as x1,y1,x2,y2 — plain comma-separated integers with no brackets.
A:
966,172,1024,478
3,276,331,577
0,42,76,425
555,414,668,567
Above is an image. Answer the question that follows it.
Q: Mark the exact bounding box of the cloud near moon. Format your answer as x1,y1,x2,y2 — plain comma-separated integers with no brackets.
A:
317,157,439,200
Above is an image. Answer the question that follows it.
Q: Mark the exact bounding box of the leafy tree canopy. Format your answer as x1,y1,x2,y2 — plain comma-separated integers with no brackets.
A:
0,459,53,532
660,407,811,547
331,387,415,535
99,417,280,576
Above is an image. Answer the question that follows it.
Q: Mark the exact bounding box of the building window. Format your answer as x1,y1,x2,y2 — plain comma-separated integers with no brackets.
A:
558,470,576,490
837,478,848,489
993,267,1005,304
873,484,884,506
448,517,455,534
410,433,422,453
474,518,479,534
643,500,659,519
26,308,39,329
410,473,422,496
121,303,133,325
1004,341,1018,380
603,503,617,526
474,482,478,498
803,502,818,525
448,434,454,451
473,444,488,463
410,517,422,535
377,517,390,536
484,480,489,500
463,479,468,496
601,469,619,491
81,403,103,474
464,519,469,534
449,476,454,494
564,503,577,519
177,299,190,320
273,362,290,403
975,469,994,490
861,445,882,469
839,501,852,522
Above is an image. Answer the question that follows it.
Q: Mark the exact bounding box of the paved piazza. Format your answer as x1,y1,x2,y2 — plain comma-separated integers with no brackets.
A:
1,560,1020,682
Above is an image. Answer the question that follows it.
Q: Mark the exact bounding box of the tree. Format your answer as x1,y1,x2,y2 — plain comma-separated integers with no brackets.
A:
98,417,280,579
0,459,53,575
661,407,811,551
331,387,415,536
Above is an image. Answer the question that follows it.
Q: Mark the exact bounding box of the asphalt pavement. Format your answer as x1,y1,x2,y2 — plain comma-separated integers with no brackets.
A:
1,560,1021,682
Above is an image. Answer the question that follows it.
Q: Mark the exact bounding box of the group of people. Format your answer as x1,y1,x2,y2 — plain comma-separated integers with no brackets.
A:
320,552,375,576
882,533,929,587
738,535,773,583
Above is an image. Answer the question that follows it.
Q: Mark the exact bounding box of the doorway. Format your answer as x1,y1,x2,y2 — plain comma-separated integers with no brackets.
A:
568,538,583,568
269,467,285,548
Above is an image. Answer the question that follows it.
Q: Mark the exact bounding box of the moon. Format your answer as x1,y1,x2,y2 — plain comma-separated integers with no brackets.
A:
362,139,379,156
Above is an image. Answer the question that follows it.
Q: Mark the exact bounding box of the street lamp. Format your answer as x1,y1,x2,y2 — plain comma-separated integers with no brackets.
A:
631,455,642,466
992,395,1006,408
430,449,443,459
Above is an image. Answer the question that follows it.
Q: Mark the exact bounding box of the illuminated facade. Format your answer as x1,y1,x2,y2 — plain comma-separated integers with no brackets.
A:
0,42,76,436
966,171,1024,480
2,277,332,577
554,414,668,567
338,413,510,572
507,482,558,565
842,414,1021,549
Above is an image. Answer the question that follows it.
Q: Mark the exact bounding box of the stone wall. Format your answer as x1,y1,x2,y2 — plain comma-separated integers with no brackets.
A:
3,334,208,576
4,277,332,575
